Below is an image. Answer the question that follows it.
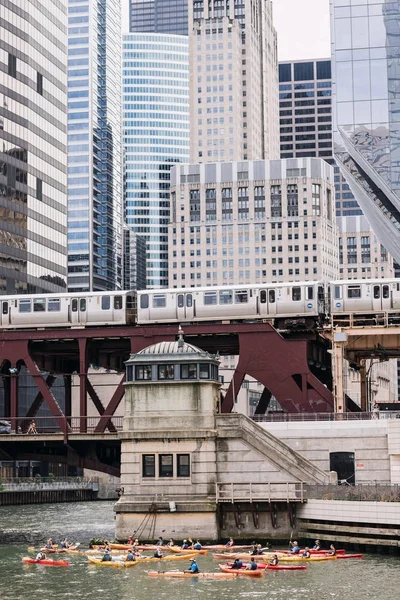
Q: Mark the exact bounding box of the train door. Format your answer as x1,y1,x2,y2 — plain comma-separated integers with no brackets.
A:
259,289,276,317
176,293,194,321
70,297,88,326
372,283,390,313
1,300,9,326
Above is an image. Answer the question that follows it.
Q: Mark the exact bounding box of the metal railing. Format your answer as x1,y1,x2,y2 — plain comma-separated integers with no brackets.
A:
0,476,99,492
0,416,123,435
216,482,305,503
305,483,400,503
252,411,400,423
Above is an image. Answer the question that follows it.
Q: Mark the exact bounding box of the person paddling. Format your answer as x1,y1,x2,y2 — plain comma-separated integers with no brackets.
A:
269,554,279,566
184,558,200,574
126,550,135,562
101,549,112,562
45,538,53,549
327,544,336,556
302,547,311,558
231,557,243,569
246,558,258,571
156,536,164,546
36,552,46,561
312,539,321,551
60,538,70,549
192,539,202,550
167,538,175,547
225,537,234,548
153,547,163,558
181,539,190,549
289,540,300,554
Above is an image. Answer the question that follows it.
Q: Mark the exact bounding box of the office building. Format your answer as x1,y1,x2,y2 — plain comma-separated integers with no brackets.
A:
331,0,400,266
123,33,189,288
130,0,188,35
190,0,279,163
169,158,338,287
0,0,68,294
67,0,122,292
123,227,147,290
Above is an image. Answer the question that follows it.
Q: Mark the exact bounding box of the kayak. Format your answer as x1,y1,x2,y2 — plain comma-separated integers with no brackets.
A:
142,553,199,563
213,552,276,560
87,557,137,568
169,546,208,555
275,549,346,555
337,554,363,560
278,555,337,562
22,557,68,567
227,562,307,571
219,565,263,577
42,544,80,554
147,570,237,579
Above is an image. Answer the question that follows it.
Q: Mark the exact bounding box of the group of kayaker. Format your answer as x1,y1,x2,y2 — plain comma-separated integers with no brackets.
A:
290,540,337,556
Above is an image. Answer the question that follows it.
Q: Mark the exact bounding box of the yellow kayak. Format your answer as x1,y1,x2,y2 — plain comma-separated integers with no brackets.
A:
87,557,137,568
279,555,337,562
169,546,208,556
142,553,199,563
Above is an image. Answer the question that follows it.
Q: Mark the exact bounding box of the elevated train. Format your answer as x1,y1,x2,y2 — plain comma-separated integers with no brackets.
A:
1,278,400,330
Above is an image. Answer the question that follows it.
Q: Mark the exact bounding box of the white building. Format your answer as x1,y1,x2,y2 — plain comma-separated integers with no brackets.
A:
189,0,279,163
169,158,339,287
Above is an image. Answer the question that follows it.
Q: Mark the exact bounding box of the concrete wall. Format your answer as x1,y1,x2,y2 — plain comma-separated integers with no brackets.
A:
299,498,400,525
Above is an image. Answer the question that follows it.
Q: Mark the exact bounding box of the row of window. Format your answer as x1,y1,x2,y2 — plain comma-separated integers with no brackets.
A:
131,363,216,381
334,284,394,300
15,296,124,314
142,453,190,478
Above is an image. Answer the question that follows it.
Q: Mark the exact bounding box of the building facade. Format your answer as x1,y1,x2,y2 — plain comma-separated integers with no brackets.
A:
169,158,338,287
67,0,122,292
130,0,188,35
0,0,68,294
331,0,400,266
123,226,147,291
189,0,279,163
123,33,189,288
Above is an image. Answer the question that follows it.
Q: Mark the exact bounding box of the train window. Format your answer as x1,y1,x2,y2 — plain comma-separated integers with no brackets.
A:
219,290,233,305
153,294,166,308
383,285,389,299
102,296,111,310
114,296,123,310
260,290,267,304
307,287,314,301
347,286,361,299
292,287,301,301
2,301,8,315
178,294,184,308
80,298,86,311
136,365,152,380
186,294,193,307
140,294,149,309
19,299,31,313
33,299,46,312
373,286,380,299
334,286,342,299
127,295,136,309
269,290,275,303
72,299,78,312
235,290,248,304
48,299,60,312
204,292,217,305
158,364,175,380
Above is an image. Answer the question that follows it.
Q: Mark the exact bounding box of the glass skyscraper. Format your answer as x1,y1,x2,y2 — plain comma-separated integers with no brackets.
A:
331,0,400,264
130,0,188,35
0,0,68,294
123,33,189,288
67,0,122,292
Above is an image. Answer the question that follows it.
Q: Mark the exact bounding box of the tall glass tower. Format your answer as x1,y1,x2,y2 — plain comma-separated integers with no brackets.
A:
331,0,400,264
123,33,189,288
0,0,68,294
67,0,122,292
130,0,188,35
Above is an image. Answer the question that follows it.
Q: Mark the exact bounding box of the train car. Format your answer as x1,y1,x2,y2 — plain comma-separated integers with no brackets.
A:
0,291,136,329
137,281,326,330
330,278,400,326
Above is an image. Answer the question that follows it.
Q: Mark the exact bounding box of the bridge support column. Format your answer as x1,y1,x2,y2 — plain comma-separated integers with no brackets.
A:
10,372,19,433
64,375,72,425
78,339,88,433
360,361,367,412
332,332,346,413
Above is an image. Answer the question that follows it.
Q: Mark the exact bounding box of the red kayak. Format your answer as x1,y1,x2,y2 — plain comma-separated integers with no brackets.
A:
227,562,306,571
23,557,69,567
337,554,363,560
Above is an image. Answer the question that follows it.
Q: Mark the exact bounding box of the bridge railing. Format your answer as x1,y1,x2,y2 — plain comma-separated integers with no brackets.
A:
305,483,400,502
216,482,305,503
0,416,123,434
0,476,99,491
253,411,400,423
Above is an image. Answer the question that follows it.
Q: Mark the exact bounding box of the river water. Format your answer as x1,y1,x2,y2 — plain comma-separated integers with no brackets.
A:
0,501,399,600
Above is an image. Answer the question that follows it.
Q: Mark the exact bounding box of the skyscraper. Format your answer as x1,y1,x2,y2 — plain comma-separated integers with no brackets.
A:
189,0,279,163
123,33,189,288
331,0,400,265
67,0,122,292
130,0,188,35
0,0,68,294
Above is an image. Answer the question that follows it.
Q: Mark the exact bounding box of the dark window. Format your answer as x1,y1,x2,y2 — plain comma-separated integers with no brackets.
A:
80,298,86,311
204,292,217,305
177,454,190,477
158,364,175,380
8,53,17,78
142,454,155,478
383,285,389,299
235,290,248,304
199,364,209,379
126,365,133,382
180,364,197,379
36,178,42,201
373,286,380,299
114,296,123,310
136,365,152,380
2,301,8,315
260,290,267,304
292,287,301,301
33,299,46,312
72,299,78,312
347,286,361,299
279,63,291,82
317,60,331,80
140,294,149,309
219,290,233,305
186,294,193,307
153,294,166,308
307,287,314,301
269,290,275,303
19,299,31,313
159,454,173,477
37,72,43,95
294,62,314,81
178,294,184,308
102,296,111,310
48,299,60,312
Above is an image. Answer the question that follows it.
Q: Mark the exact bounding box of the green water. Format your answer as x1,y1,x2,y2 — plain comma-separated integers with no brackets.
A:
0,502,399,600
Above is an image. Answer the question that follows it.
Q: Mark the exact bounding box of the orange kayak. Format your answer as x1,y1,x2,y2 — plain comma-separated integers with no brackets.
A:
219,565,263,577
169,546,208,555
147,570,236,579
213,552,273,560
23,557,68,567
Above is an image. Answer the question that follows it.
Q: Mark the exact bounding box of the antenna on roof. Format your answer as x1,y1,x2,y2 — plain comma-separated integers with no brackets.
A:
177,325,184,351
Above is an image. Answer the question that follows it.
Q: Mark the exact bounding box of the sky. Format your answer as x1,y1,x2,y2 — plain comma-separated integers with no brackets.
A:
122,0,332,61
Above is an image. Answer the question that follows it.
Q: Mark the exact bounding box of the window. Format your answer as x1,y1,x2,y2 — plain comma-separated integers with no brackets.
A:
178,294,184,308
33,299,46,312
374,285,380,299
136,365,152,380
260,290,267,304
80,298,86,311
19,299,31,313
177,454,190,477
181,364,197,379
383,285,389,299
114,296,123,310
199,364,210,379
292,287,301,301
307,287,314,301
37,72,43,95
36,178,43,201
235,290,248,304
140,294,149,309
159,454,173,477
269,290,276,303
8,53,17,78
71,299,78,312
186,294,193,307
2,301,8,315
347,286,361,299
153,295,166,308
158,364,175,380
219,290,233,304
102,296,110,310
204,291,217,305
142,454,155,478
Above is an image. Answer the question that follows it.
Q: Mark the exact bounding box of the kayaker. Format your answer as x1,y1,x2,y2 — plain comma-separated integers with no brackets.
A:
126,551,135,562
36,552,46,561
45,538,53,549
193,539,202,550
225,537,234,548
290,541,300,554
101,550,112,562
312,539,321,551
153,548,163,558
246,558,258,571
327,544,336,556
184,558,200,574
231,558,243,569
269,554,279,566
302,547,311,558
251,541,258,555
60,538,70,549
133,538,140,547
128,535,133,545
156,536,164,546
181,539,190,549
168,538,175,547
